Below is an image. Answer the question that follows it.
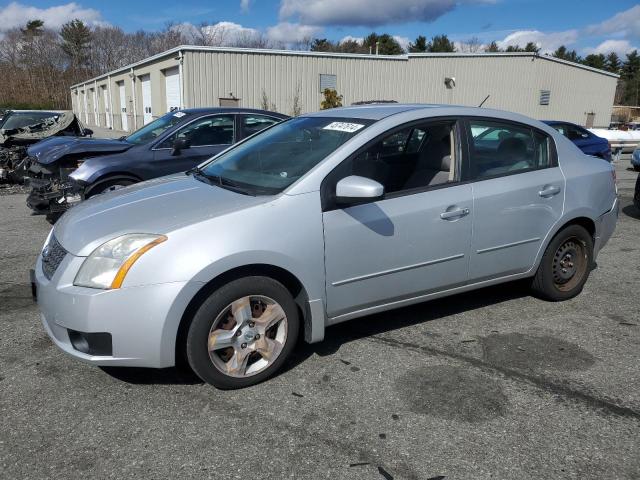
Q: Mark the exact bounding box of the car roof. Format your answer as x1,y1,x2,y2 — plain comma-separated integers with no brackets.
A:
303,104,443,120
180,107,288,119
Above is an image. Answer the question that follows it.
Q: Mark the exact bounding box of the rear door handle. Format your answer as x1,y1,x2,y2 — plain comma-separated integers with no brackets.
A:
539,185,561,197
440,207,470,220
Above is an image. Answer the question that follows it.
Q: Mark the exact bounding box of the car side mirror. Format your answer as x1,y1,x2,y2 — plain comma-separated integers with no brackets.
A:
84,128,93,137
172,138,190,156
335,175,384,205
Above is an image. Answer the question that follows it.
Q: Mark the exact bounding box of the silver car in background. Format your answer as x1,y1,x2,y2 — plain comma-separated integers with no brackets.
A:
34,104,618,389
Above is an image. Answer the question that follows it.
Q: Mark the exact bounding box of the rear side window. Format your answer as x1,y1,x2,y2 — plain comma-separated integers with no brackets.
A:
241,115,279,138
468,120,552,180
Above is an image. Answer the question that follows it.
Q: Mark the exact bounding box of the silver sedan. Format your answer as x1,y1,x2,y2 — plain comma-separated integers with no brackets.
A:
34,104,618,389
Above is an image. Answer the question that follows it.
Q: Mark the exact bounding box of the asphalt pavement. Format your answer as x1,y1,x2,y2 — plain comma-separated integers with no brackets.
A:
0,158,639,479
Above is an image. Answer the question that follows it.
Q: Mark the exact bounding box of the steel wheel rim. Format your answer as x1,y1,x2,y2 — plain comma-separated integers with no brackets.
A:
552,236,587,292
207,295,288,378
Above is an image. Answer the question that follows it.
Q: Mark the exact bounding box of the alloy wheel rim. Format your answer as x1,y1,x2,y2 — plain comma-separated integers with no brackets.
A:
552,237,587,291
207,295,288,378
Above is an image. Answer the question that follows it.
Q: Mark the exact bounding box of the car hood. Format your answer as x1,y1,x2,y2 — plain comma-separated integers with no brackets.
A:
54,174,272,256
28,136,133,165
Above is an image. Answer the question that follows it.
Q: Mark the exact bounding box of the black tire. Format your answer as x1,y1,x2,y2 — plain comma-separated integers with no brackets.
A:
531,224,593,301
85,178,136,198
186,276,299,389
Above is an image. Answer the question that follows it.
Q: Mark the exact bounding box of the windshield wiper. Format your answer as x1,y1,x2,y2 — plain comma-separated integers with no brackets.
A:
188,167,254,195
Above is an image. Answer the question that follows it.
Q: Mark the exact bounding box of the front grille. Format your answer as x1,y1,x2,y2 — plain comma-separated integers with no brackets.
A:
42,235,67,280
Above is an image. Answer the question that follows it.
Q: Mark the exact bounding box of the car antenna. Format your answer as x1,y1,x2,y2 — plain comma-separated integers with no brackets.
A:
478,95,490,108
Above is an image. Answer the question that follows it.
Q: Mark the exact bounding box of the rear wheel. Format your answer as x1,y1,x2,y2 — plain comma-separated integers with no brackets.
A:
531,224,593,301
186,277,299,389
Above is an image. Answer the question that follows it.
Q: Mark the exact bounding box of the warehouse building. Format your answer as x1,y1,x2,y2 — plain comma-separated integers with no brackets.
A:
70,45,619,132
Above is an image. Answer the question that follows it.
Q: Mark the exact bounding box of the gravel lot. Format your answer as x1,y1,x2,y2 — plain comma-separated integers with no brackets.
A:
1,159,639,480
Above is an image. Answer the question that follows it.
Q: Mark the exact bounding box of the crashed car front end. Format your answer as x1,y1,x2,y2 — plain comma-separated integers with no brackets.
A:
25,158,85,215
0,111,86,184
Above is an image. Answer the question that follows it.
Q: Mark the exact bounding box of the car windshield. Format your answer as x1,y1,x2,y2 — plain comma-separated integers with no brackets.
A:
125,111,190,145
0,111,58,130
200,116,374,194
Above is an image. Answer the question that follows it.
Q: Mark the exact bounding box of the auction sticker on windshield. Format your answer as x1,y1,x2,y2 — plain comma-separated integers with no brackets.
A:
323,122,365,133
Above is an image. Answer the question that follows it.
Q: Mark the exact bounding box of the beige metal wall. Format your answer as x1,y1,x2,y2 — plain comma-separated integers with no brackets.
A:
183,50,617,127
70,53,180,132
70,48,618,131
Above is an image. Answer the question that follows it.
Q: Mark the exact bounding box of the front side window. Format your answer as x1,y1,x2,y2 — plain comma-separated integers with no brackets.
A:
331,121,457,196
125,111,190,145
200,117,374,194
241,115,280,138
159,115,234,148
468,120,551,179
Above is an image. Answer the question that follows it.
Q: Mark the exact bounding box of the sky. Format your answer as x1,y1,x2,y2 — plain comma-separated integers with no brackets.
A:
0,0,639,56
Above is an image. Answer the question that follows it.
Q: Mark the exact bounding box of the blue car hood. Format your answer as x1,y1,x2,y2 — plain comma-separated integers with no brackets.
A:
54,174,271,256
28,136,132,165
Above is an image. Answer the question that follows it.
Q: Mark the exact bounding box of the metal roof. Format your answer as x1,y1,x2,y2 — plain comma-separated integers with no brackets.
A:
70,45,619,88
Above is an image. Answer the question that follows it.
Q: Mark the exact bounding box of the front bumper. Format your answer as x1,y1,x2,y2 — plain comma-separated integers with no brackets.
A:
34,253,200,368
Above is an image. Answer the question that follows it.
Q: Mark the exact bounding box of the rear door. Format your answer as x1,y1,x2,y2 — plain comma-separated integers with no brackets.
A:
466,118,564,281
152,114,236,175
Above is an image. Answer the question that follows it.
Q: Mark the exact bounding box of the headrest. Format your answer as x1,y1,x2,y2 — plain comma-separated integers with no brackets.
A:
440,155,451,171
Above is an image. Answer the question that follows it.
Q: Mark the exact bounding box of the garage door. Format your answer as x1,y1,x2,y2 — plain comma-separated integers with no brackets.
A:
102,86,111,129
118,81,128,131
140,74,152,125
165,67,180,112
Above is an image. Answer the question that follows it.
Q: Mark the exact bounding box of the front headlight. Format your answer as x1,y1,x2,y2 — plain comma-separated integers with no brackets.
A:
74,234,167,289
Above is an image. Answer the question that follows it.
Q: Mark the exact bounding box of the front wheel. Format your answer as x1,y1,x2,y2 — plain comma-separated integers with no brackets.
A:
531,224,593,301
85,178,136,198
186,277,299,389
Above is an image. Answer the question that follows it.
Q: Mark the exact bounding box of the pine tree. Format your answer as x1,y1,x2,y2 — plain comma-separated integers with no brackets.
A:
408,35,428,53
61,19,92,69
605,52,621,74
428,35,455,52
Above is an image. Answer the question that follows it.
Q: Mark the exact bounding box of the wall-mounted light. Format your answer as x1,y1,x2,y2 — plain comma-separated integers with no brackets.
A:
445,77,456,89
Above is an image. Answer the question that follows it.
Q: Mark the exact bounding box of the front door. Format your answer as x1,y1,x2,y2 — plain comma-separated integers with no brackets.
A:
152,114,236,175
466,118,565,281
322,119,472,318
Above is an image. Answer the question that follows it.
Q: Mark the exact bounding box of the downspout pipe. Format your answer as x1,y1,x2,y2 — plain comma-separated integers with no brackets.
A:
178,49,185,109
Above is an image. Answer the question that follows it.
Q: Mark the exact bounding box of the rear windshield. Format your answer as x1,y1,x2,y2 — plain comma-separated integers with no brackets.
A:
125,111,190,145
0,112,59,130
201,116,375,194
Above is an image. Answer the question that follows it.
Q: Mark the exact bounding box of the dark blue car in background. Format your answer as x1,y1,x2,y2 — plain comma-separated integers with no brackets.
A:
543,120,611,161
25,107,287,221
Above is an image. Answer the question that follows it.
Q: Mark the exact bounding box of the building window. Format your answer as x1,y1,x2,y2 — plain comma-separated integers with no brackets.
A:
320,74,337,93
539,90,551,106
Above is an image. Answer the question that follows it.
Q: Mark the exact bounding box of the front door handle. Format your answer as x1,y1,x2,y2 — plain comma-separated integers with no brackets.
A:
440,207,470,220
539,185,561,197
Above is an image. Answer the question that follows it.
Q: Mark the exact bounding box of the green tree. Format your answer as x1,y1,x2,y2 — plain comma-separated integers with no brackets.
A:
408,35,428,53
583,53,606,70
310,38,335,52
21,19,44,37
320,88,343,109
553,45,581,63
428,34,455,52
524,42,540,53
505,44,524,52
363,33,404,55
60,19,92,68
605,52,621,74
621,50,640,80
485,41,501,52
